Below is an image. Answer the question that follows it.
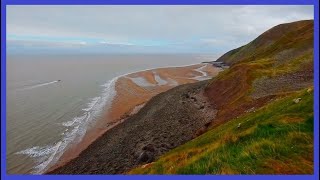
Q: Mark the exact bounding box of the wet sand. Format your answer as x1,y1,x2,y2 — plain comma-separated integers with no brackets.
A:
47,63,222,173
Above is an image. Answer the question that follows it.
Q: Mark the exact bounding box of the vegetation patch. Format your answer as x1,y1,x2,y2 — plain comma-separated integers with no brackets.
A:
129,89,314,174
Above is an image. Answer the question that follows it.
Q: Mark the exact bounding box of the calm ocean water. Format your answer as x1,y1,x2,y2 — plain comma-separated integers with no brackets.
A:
6,54,218,174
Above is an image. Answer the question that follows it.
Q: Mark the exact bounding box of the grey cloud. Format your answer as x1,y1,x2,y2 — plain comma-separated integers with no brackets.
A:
7,5,314,54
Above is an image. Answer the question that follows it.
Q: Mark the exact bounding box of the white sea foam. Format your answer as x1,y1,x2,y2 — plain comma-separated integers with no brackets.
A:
15,77,119,174
61,114,86,127
16,145,57,158
33,141,62,174
82,97,101,111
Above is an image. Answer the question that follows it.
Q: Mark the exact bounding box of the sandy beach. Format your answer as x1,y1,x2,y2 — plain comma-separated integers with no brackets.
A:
47,63,222,173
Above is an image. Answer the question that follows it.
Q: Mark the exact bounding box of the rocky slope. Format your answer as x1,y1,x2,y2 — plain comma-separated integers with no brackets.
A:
48,81,217,174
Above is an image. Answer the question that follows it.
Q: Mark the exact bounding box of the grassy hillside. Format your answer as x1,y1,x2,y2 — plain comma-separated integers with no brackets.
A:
129,88,314,174
216,20,313,66
205,20,313,127
129,20,314,174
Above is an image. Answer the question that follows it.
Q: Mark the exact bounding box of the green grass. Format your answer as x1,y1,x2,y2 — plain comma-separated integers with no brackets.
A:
218,20,313,66
128,88,314,174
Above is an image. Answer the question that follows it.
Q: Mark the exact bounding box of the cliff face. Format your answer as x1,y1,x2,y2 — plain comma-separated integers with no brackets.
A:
130,20,314,174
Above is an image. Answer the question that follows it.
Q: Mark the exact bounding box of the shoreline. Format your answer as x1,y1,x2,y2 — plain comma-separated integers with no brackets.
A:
46,62,222,174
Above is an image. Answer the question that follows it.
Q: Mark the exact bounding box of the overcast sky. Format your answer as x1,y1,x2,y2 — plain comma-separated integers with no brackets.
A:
7,5,314,55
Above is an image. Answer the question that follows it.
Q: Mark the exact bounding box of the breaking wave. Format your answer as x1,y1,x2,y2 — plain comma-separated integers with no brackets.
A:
15,77,118,174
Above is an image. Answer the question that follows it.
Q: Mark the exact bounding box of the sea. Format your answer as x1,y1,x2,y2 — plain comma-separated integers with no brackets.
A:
6,54,218,174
